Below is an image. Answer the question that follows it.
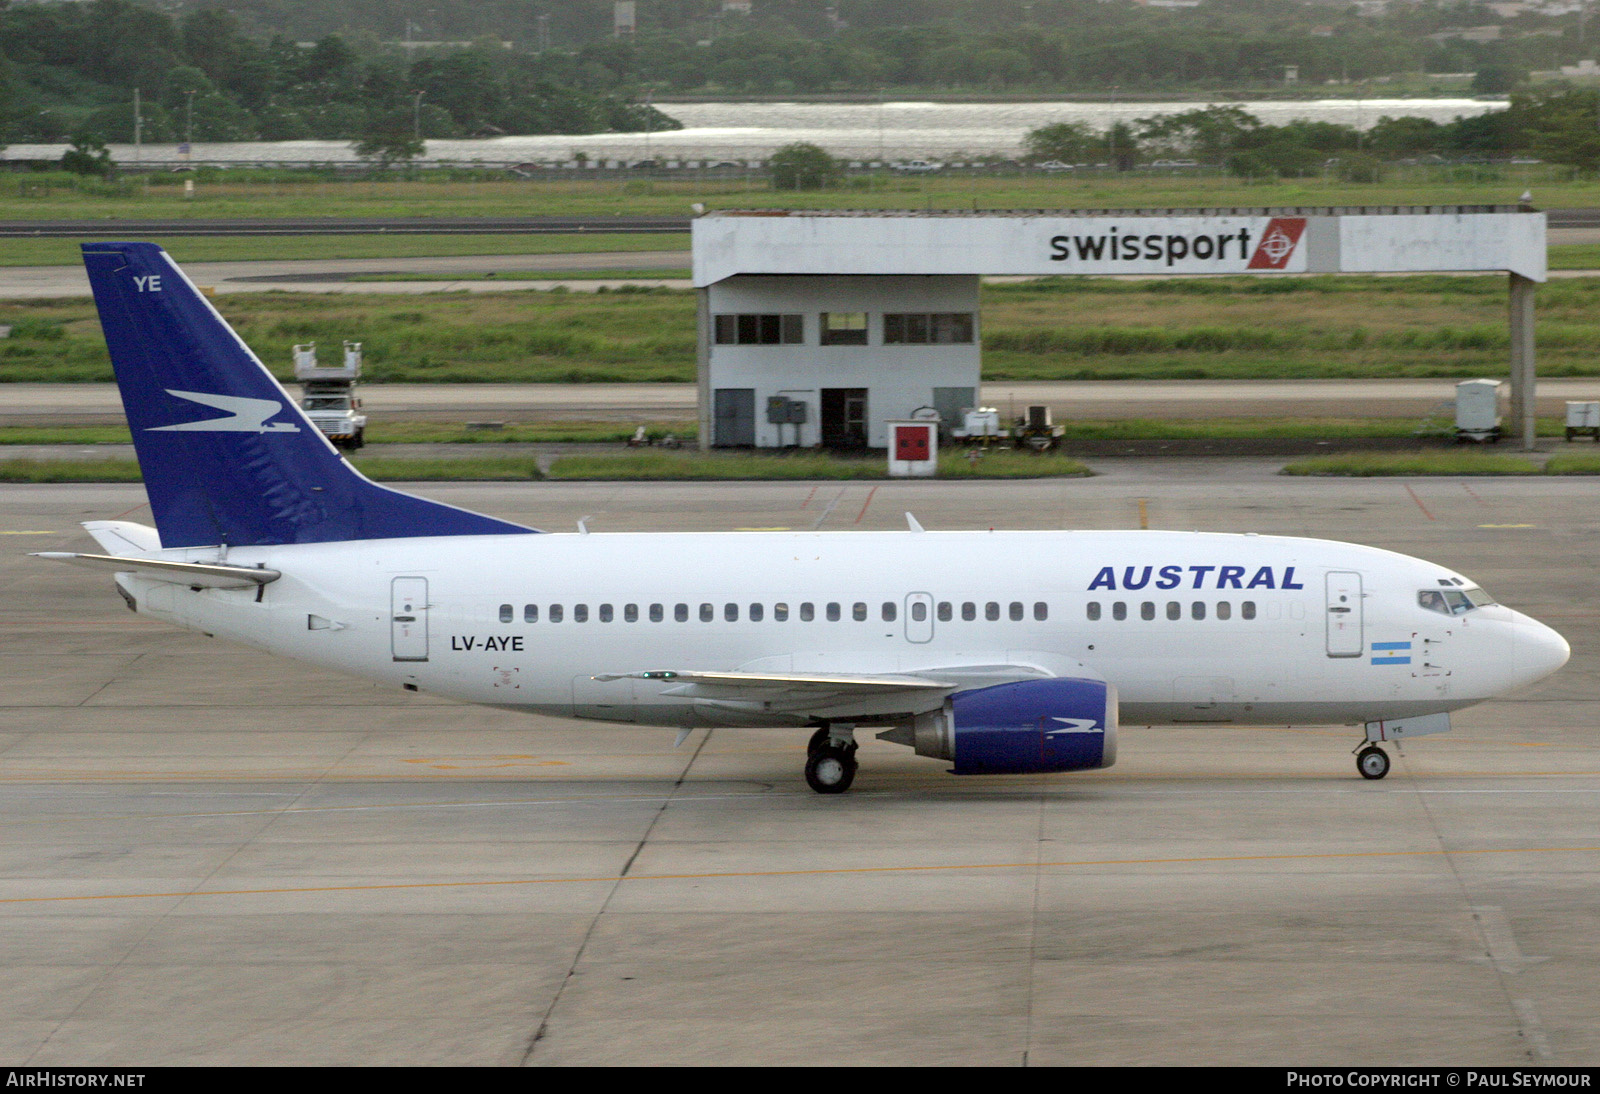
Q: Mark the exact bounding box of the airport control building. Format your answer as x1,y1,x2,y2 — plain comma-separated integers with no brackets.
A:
689,206,1547,450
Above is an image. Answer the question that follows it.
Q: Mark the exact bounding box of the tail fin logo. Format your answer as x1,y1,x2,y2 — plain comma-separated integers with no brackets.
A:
147,390,300,434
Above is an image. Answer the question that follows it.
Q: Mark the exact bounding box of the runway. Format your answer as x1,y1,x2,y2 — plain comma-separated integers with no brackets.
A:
2,464,1597,1065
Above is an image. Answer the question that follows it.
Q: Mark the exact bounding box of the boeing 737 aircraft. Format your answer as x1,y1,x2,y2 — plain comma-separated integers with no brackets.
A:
36,242,1571,793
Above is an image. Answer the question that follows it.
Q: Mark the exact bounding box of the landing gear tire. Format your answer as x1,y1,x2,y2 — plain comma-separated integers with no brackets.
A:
1357,745,1390,780
805,745,857,794
806,726,831,756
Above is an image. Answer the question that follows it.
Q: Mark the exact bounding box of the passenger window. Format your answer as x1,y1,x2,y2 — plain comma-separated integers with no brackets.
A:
1009,601,1024,621
574,604,589,623
1087,602,1101,621
700,603,714,622
1217,601,1231,620
882,602,897,622
985,602,1000,621
599,603,613,622
624,604,638,623
853,602,867,622
549,604,564,623
724,603,739,622
650,603,664,622
774,602,789,621
1167,601,1180,621
524,604,538,623
801,602,815,621
1192,602,1206,620
937,601,952,622
1141,601,1155,621
750,603,764,622
1034,602,1048,621
827,602,841,622
962,602,976,621
499,604,513,623
675,603,688,622
1112,601,1127,621
911,601,927,622
1242,601,1256,620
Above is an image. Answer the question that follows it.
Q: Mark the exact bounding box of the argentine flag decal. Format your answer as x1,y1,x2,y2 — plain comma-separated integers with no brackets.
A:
1371,641,1412,666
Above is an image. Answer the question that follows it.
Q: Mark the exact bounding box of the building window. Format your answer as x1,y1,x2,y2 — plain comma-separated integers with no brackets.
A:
820,312,868,345
883,312,974,345
714,313,803,345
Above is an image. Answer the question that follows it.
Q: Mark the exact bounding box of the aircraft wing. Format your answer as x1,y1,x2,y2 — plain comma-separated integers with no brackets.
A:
591,663,1058,719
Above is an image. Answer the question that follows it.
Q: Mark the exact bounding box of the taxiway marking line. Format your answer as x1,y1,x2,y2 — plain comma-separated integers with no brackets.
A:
854,485,878,524
5,844,1598,906
1403,484,1436,521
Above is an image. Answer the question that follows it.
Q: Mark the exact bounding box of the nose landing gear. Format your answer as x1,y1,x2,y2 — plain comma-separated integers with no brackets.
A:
1356,744,1391,780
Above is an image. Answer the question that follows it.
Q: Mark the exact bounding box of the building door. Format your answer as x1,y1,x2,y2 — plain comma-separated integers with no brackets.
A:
904,592,934,643
821,388,868,448
391,576,429,662
713,388,756,446
1325,570,1364,658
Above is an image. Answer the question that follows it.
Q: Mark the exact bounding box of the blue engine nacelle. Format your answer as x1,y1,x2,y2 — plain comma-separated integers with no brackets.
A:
901,677,1118,775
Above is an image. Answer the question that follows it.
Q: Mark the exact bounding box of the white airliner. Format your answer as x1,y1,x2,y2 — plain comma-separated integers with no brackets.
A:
37,242,1571,793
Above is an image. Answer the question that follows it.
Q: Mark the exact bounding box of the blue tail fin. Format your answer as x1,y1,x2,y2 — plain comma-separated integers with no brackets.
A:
82,242,534,548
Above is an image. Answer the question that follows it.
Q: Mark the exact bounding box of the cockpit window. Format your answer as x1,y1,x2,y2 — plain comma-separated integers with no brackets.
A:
1418,585,1496,615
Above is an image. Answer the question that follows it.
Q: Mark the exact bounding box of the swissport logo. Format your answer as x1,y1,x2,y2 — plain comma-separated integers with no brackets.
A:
1246,217,1308,270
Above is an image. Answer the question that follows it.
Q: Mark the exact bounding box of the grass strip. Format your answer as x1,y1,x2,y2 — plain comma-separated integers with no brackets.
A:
347,456,543,480
0,233,691,268
0,458,144,482
1280,450,1543,476
1543,453,1600,474
348,268,690,283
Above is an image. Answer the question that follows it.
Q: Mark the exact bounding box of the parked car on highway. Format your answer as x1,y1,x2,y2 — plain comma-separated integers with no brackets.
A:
893,160,943,173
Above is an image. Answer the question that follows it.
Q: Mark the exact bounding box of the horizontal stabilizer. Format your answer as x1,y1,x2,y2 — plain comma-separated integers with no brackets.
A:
32,551,280,589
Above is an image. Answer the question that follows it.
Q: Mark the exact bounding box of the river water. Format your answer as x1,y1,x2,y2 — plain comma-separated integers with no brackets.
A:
2,98,1504,165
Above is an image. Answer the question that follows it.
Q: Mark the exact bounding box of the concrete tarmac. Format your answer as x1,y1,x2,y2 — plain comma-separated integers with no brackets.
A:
1,464,1597,1065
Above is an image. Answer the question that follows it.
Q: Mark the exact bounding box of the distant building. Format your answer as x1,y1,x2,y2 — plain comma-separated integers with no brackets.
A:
614,1,636,37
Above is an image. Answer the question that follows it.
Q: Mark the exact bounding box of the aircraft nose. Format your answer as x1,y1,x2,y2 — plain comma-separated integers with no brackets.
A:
1513,613,1570,687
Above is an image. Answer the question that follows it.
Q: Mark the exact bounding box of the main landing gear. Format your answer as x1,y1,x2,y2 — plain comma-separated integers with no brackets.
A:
1356,744,1391,780
804,725,858,794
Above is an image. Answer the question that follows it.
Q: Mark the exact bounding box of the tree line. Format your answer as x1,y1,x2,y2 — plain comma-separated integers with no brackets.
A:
0,0,678,146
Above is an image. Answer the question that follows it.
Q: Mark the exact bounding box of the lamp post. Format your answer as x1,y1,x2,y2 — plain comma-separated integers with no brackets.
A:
413,89,425,141
183,90,195,161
